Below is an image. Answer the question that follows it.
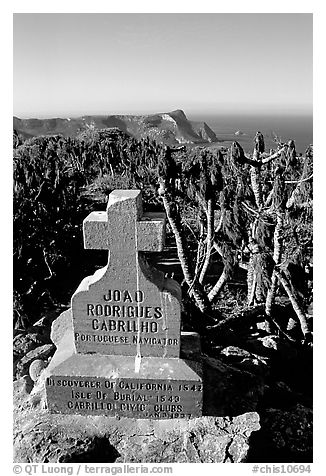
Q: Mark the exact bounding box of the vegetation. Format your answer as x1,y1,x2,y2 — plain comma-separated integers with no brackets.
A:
13,127,313,347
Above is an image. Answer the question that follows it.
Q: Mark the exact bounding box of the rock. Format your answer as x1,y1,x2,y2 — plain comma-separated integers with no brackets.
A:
14,312,59,379
13,332,46,360
13,410,121,463
260,336,281,351
13,376,33,410
29,359,47,382
14,332,51,379
248,404,312,462
31,314,54,340
246,335,298,360
257,321,271,332
220,346,252,361
50,309,73,347
33,316,49,327
219,347,269,376
15,344,55,379
14,396,260,463
14,311,58,358
235,357,269,376
14,351,263,463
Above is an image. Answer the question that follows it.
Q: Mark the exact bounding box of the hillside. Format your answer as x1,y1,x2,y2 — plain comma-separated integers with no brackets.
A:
13,109,218,146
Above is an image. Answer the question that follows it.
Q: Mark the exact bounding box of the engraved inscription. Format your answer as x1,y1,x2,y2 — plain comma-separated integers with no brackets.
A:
86,288,163,332
46,377,203,419
73,287,180,356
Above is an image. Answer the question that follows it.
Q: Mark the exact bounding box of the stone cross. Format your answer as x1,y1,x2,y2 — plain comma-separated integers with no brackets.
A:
46,190,203,419
83,189,166,256
72,190,181,358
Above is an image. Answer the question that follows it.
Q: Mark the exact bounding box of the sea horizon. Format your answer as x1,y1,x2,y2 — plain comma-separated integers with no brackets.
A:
190,112,313,154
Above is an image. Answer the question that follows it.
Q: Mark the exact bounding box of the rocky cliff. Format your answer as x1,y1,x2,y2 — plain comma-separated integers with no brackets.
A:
13,109,218,146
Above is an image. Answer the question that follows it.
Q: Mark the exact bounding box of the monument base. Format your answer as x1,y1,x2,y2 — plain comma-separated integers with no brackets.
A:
45,331,203,419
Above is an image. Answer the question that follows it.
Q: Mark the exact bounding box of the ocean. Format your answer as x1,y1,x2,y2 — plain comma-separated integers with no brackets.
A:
190,113,313,154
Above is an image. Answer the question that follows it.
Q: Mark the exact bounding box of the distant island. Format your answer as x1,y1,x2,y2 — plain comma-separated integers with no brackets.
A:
13,109,218,147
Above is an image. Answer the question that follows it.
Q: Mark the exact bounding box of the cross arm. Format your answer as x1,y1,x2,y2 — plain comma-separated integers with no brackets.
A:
83,211,108,250
137,212,166,252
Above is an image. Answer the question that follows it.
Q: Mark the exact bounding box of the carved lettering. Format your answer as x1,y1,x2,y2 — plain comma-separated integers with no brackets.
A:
87,303,163,321
103,289,145,303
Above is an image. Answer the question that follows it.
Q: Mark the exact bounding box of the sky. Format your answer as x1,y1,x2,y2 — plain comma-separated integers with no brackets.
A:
13,13,313,118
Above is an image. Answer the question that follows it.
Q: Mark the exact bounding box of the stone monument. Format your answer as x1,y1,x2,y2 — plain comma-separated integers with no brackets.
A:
45,190,203,419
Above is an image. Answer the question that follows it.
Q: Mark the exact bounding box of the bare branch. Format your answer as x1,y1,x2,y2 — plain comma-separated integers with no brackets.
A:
274,269,311,338
43,250,53,281
199,198,214,284
213,241,223,257
183,218,197,239
214,214,223,234
208,268,228,302
242,201,260,216
261,146,287,164
285,173,313,184
264,189,274,207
